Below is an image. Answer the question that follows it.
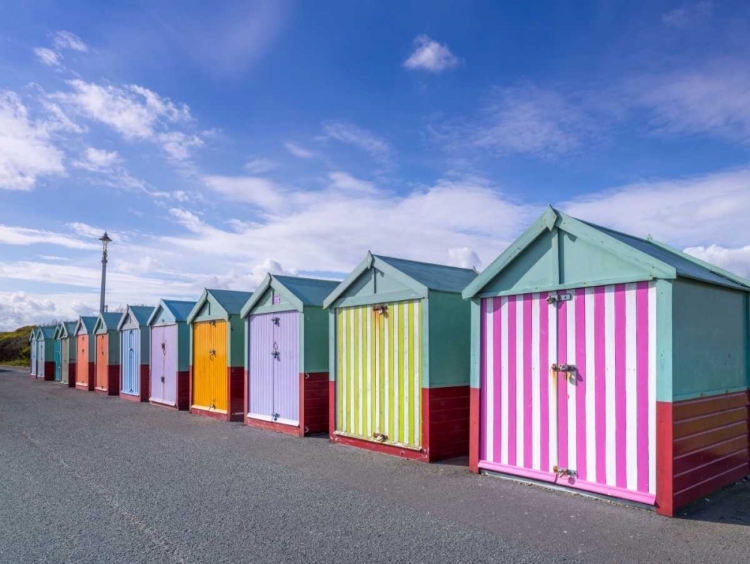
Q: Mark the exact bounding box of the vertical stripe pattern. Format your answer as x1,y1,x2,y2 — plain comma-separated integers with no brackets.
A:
336,301,422,448
479,283,656,498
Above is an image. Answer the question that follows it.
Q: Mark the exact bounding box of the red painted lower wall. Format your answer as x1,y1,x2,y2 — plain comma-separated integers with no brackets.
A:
228,366,244,422
657,392,750,516
176,370,189,410
43,361,56,381
327,382,470,462
302,372,329,435
423,386,470,461
66,363,76,388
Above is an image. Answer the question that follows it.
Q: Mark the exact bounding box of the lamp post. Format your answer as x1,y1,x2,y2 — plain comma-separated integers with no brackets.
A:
99,231,112,314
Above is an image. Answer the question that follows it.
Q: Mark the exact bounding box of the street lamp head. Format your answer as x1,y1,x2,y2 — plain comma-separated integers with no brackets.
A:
99,231,112,251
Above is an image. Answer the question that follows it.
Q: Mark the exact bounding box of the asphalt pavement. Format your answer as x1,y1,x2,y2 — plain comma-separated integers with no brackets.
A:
1,366,748,564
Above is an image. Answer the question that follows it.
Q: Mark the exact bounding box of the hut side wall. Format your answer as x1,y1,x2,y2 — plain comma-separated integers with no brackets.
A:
659,278,750,515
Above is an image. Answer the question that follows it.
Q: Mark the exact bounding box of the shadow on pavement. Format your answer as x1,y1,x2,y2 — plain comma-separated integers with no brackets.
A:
674,477,750,526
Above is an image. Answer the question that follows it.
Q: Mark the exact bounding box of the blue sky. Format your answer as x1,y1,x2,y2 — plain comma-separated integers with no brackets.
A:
2,0,750,329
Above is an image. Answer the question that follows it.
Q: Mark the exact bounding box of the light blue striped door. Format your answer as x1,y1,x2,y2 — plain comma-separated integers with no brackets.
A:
120,329,140,395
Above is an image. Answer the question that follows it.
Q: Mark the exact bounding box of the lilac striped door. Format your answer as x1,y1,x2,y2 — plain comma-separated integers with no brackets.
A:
273,311,299,424
479,283,656,504
249,313,275,420
248,311,299,424
150,325,177,405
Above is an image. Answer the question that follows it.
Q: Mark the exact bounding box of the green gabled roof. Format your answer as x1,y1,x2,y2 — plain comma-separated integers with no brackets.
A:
39,326,56,339
274,275,340,305
242,274,339,316
375,255,478,293
94,312,124,334
187,288,253,323
323,251,478,308
117,305,155,330
163,300,197,322
61,321,77,338
463,206,750,299
75,316,98,335
147,299,197,325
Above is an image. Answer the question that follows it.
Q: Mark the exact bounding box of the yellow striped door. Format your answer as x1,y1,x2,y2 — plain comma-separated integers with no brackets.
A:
336,301,422,449
193,321,228,411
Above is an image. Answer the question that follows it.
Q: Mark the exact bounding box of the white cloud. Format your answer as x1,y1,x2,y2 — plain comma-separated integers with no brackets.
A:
157,131,204,161
244,158,278,174
662,2,713,28
0,224,97,249
52,31,88,53
404,35,460,73
113,256,162,274
460,84,593,158
322,121,392,165
52,80,195,159
635,64,750,143
34,47,61,67
448,247,481,270
0,91,65,190
73,147,121,172
284,142,313,159
561,167,750,250
201,175,287,210
328,171,379,194
683,244,750,278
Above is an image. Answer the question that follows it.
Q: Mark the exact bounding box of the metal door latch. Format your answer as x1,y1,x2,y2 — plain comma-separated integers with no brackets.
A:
160,376,165,383
209,349,216,357
546,293,572,304
552,466,577,479
551,363,576,383
272,317,280,325
271,412,280,421
373,433,387,443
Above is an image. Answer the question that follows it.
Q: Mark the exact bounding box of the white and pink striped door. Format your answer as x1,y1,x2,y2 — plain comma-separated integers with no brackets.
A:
478,283,656,505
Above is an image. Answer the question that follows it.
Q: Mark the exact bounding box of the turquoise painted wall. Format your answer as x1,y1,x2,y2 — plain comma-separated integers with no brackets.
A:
176,322,190,372
671,278,748,400
251,286,296,314
228,315,245,367
479,227,653,297
332,266,423,308
303,306,329,373
426,290,472,388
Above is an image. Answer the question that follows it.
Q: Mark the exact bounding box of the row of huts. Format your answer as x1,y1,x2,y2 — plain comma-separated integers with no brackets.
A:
27,208,750,517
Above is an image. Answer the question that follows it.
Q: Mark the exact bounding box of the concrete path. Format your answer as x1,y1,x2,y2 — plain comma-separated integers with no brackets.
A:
1,366,748,563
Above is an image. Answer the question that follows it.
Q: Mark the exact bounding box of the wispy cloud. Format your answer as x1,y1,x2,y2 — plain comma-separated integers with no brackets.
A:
437,84,596,159
662,2,713,28
201,175,287,211
0,91,65,190
0,224,97,249
34,47,61,67
72,147,122,172
284,142,313,159
51,31,88,53
322,121,392,166
634,63,750,143
403,35,460,73
244,158,278,173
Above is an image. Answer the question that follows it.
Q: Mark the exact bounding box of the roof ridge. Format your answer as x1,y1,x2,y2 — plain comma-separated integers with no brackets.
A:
374,254,476,273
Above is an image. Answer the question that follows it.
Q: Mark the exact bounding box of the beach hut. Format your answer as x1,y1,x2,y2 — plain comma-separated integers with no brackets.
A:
462,206,750,516
117,306,155,402
93,312,123,395
241,274,339,436
58,322,77,387
74,316,97,391
187,289,253,421
147,299,196,410
36,326,56,381
323,252,478,461
53,324,62,381
29,328,38,378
